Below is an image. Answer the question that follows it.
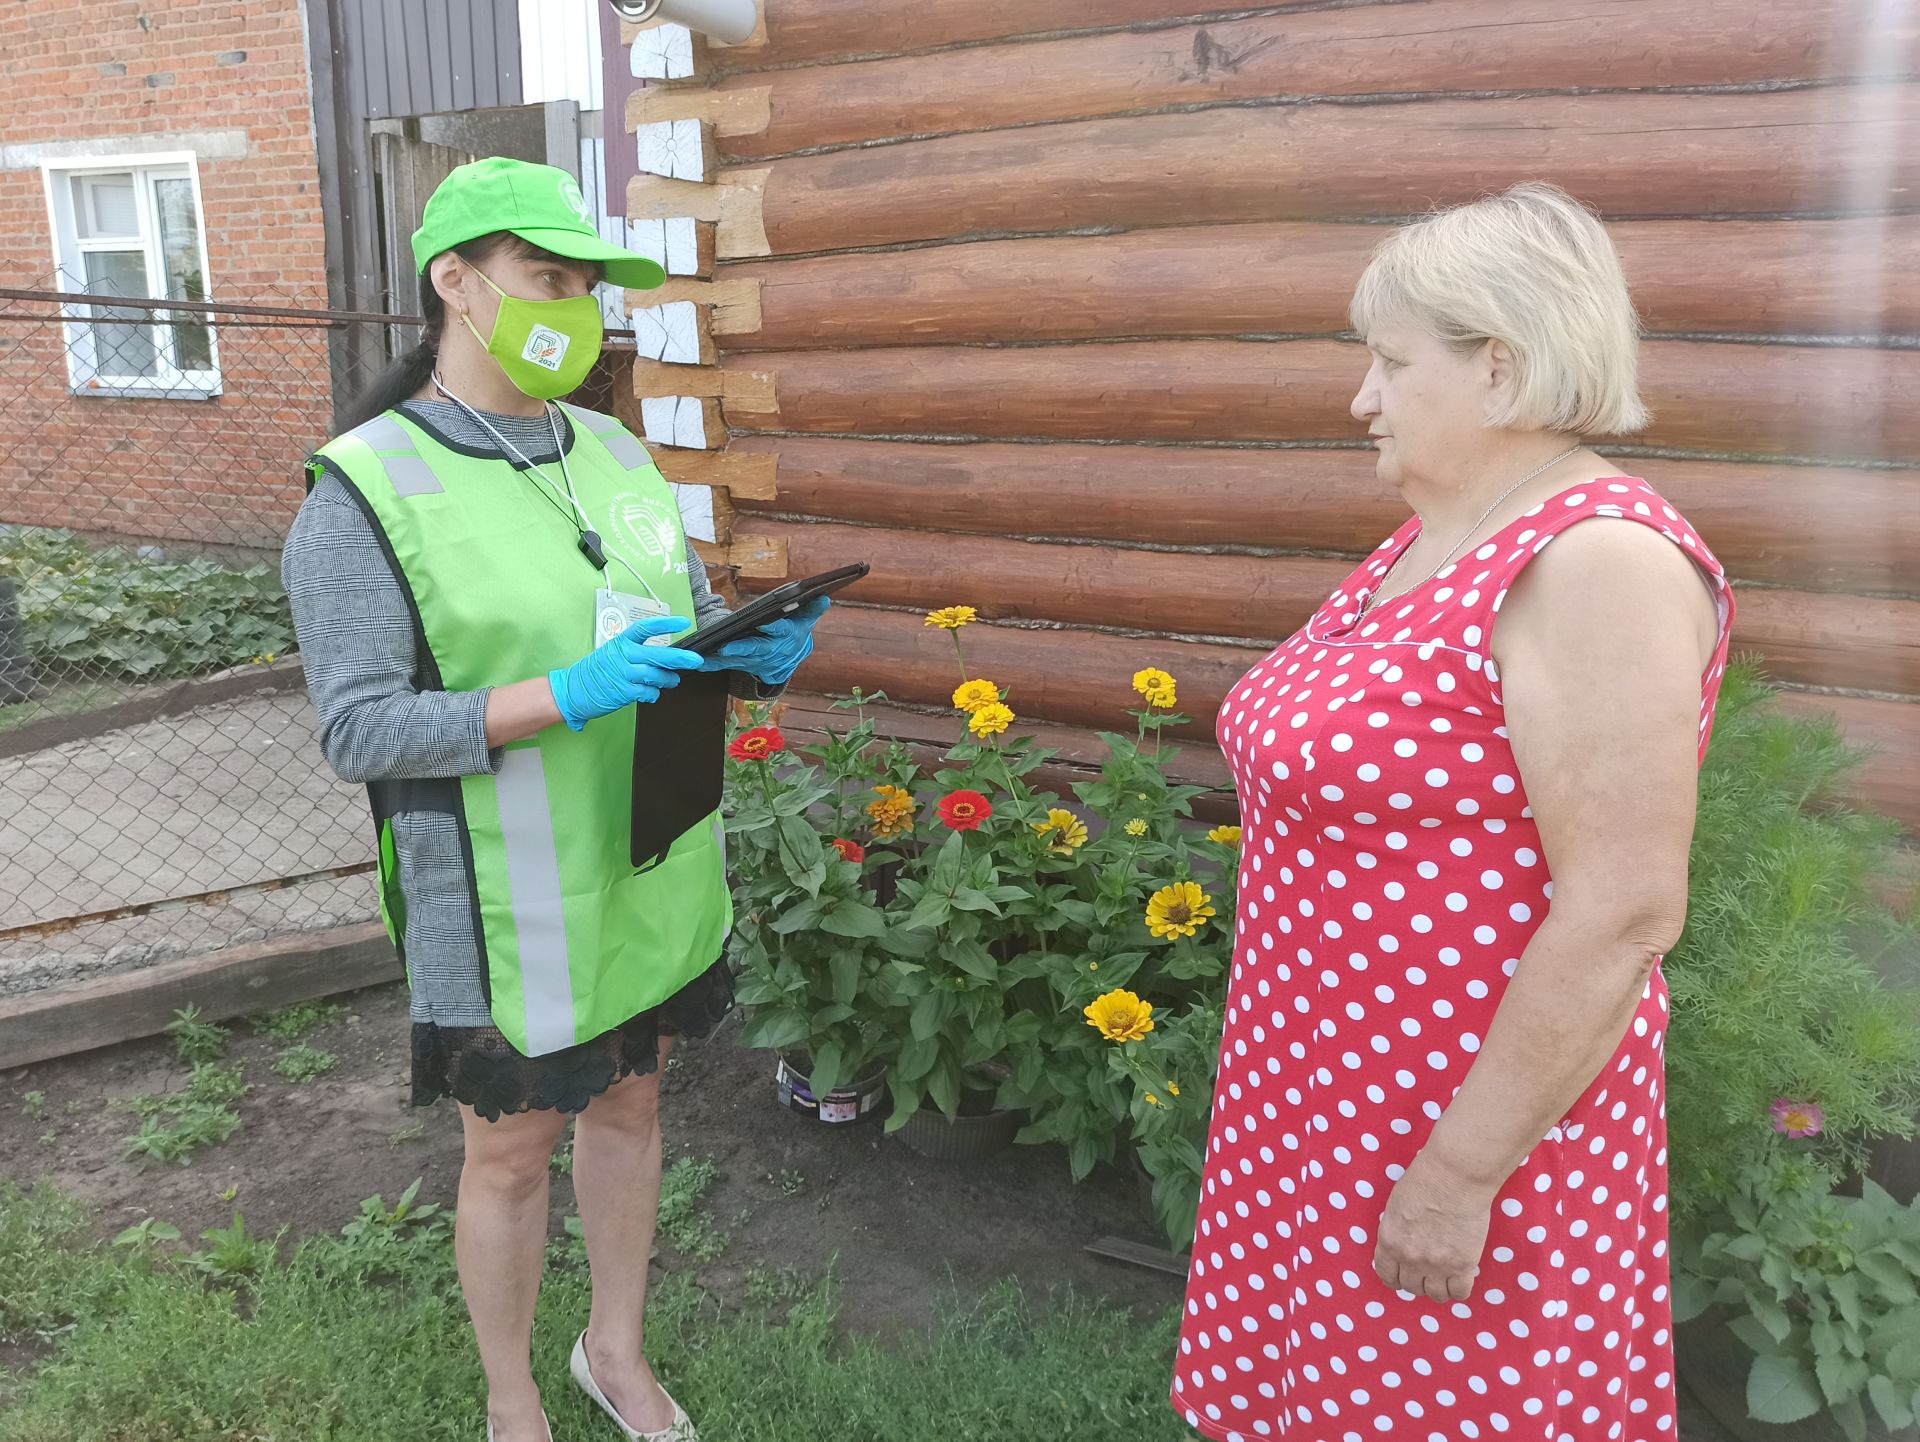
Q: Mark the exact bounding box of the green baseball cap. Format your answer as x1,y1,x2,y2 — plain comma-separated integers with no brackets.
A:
410,156,666,289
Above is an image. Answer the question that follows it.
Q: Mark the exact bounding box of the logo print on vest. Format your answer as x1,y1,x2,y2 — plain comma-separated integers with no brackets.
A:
522,325,570,372
612,493,681,562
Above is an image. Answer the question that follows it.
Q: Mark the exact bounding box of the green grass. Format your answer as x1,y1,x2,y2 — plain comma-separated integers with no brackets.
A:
271,1043,337,1082
254,1001,349,1044
0,1181,1192,1441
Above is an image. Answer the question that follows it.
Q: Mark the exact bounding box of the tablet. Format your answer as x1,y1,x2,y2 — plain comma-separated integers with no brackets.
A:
679,562,870,656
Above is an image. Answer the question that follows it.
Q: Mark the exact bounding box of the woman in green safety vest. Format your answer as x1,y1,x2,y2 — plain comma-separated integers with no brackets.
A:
283,158,823,1442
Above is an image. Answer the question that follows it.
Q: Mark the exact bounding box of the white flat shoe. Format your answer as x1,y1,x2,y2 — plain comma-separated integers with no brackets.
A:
571,1330,697,1442
485,1413,552,1442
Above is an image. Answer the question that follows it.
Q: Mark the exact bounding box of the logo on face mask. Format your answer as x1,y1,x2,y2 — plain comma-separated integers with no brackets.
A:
611,493,682,563
521,325,570,372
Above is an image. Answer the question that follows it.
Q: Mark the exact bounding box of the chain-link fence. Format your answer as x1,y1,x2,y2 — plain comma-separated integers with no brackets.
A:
0,284,631,998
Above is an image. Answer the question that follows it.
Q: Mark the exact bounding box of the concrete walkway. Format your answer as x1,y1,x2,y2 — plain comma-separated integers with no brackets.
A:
0,691,378,991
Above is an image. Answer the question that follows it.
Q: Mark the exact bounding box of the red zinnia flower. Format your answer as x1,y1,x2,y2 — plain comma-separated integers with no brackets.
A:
937,789,993,831
728,726,786,763
832,837,865,864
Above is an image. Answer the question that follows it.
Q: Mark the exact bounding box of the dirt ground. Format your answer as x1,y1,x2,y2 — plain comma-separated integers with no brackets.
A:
1,979,1740,1438
0,978,1180,1337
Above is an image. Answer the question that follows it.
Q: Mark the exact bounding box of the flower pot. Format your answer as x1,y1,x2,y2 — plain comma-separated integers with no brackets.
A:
1676,1317,1905,1442
893,1092,1023,1162
775,1053,886,1125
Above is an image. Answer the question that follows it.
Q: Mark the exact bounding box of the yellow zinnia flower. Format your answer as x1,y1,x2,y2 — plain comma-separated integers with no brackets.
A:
1084,988,1155,1043
925,606,977,631
952,678,1000,714
1146,880,1216,940
1124,818,1148,838
968,701,1015,739
1032,807,1089,856
866,784,916,840
1207,825,1243,847
1131,667,1177,709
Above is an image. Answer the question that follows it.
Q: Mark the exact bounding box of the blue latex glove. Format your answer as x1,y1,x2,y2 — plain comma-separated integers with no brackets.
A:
548,614,703,731
700,595,830,686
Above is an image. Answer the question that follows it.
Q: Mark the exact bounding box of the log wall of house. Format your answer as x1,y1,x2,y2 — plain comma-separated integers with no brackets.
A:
612,0,1920,829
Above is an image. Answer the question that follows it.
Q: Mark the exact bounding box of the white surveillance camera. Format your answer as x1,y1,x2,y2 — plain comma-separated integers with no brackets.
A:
607,0,758,45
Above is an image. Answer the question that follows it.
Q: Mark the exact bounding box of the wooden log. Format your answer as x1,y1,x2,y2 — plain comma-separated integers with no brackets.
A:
692,533,788,576
635,117,719,183
787,607,1920,831
632,299,717,366
639,277,764,335
730,438,1920,598
795,602,1263,734
718,218,1920,350
640,395,726,449
654,448,780,501
0,923,400,1070
1774,692,1920,833
729,0,1336,71
723,338,1920,465
628,169,771,258
738,88,1920,257
748,519,1920,697
628,217,719,279
693,0,1905,160
632,357,777,413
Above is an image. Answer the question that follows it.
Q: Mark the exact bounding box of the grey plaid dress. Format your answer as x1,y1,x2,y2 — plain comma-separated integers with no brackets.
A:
283,400,751,1119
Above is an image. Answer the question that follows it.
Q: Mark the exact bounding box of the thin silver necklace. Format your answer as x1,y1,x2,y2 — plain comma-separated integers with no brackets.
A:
1357,446,1581,621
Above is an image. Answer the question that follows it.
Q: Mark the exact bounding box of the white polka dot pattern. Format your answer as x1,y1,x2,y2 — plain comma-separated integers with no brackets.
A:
1171,480,1734,1442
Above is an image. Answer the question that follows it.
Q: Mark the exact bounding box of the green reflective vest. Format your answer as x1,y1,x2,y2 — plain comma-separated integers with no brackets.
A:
308,404,731,1056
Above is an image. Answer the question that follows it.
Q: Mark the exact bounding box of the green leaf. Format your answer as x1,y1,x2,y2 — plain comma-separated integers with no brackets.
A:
902,889,953,932
1728,1314,1784,1357
770,900,824,935
1867,1375,1915,1431
1856,1251,1920,1303
897,1033,938,1083
1748,1292,1793,1345
809,1039,846,1100
1815,1351,1870,1408
1670,1272,1715,1324
910,992,947,1042
739,1009,808,1053
1746,1355,1824,1426
926,1056,959,1119
820,901,888,939
828,953,862,1009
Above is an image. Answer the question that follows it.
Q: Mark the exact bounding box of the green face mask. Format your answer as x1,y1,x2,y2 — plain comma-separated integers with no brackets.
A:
461,266,603,400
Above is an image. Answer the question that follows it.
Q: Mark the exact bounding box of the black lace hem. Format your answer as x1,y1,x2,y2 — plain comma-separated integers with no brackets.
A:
410,956,734,1122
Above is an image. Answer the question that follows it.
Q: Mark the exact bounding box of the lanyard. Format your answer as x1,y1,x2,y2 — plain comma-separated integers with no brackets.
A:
429,375,665,605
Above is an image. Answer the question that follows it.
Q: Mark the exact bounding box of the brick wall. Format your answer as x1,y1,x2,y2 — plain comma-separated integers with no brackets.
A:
0,0,335,552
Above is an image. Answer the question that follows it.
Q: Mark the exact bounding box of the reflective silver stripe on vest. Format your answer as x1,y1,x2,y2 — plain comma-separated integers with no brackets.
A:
495,749,577,1055
349,413,443,498
559,402,652,472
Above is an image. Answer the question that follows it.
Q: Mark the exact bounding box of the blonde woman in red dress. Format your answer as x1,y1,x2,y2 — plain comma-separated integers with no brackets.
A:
1172,182,1734,1442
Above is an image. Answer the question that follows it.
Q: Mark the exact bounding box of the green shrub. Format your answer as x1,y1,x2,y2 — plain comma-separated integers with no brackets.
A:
1665,663,1920,1222
0,526,292,682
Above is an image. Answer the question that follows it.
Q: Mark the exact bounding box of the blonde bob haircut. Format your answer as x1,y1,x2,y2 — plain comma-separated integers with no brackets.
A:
1349,182,1650,436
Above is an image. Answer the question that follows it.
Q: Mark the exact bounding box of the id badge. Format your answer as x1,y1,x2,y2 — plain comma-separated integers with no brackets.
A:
594,587,673,647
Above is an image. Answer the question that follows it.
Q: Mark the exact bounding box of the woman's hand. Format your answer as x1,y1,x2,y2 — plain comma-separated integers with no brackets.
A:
1373,1149,1497,1303
547,615,703,731
699,596,830,686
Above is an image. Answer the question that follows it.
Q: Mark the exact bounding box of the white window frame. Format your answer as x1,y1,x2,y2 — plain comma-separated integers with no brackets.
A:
41,150,222,399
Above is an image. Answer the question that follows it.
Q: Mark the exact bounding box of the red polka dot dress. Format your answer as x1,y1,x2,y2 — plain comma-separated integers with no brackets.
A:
1172,479,1734,1442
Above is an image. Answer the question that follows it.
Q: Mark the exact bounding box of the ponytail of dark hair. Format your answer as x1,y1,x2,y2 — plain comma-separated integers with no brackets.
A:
338,232,530,433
